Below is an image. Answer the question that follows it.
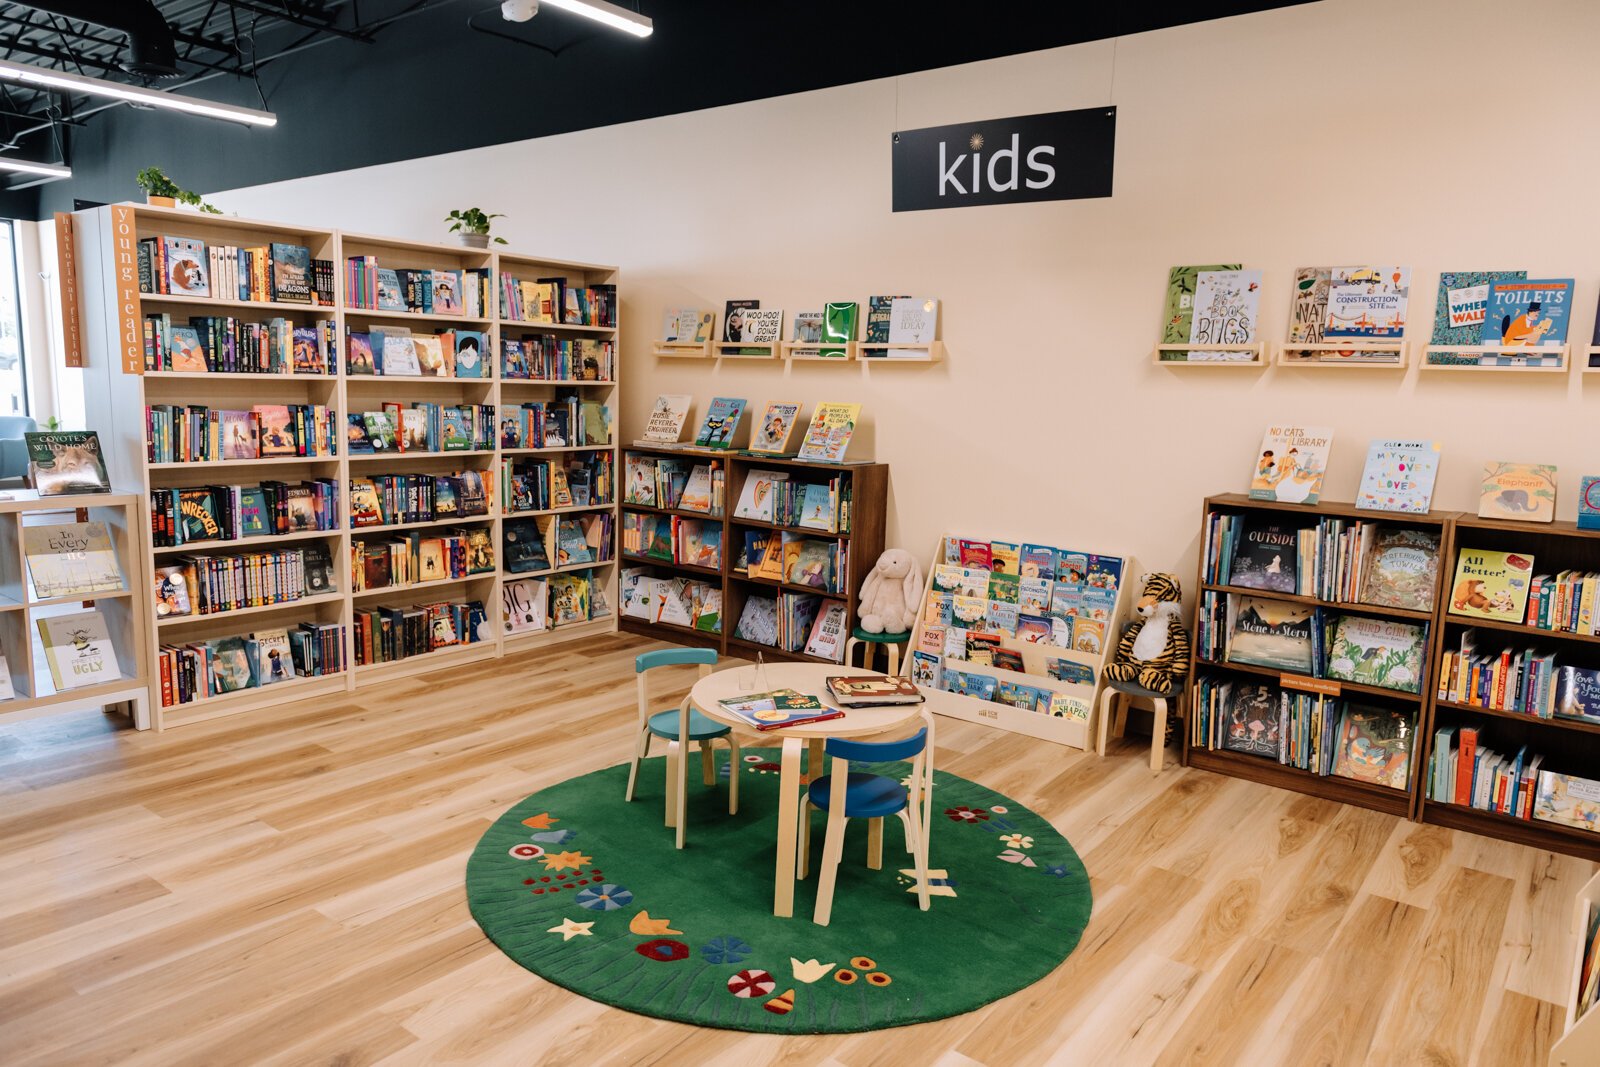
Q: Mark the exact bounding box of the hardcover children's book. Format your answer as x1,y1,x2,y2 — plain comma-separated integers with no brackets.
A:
269,243,311,303
549,574,591,625
153,564,191,617
734,470,781,521
413,335,447,377
346,331,376,375
693,397,748,450
1359,527,1440,612
795,402,861,463
909,649,942,690
431,270,463,315
1556,667,1600,723
662,309,714,343
26,431,110,495
723,300,759,342
1580,475,1600,531
1287,267,1332,344
805,602,846,661
37,610,120,691
254,628,294,685
864,295,907,344
381,332,421,376
742,309,784,346
168,326,207,372
886,297,939,356
1431,270,1527,346
1325,616,1425,692
1220,683,1280,759
1160,264,1240,347
1479,462,1557,523
796,483,836,532
1020,544,1056,580
1481,279,1574,348
1330,706,1413,789
220,411,259,460
818,302,858,359
375,269,406,311
1228,517,1299,593
1448,548,1535,621
717,690,842,731
1189,269,1262,359
733,594,779,645
1356,439,1441,514
23,522,122,599
639,394,693,444
791,311,824,343
1535,771,1600,832
748,401,800,455
1324,266,1410,338
163,237,210,296
1227,597,1313,673
1249,425,1333,504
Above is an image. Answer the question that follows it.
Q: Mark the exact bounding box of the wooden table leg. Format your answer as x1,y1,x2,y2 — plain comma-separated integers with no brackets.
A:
806,737,824,786
773,737,803,917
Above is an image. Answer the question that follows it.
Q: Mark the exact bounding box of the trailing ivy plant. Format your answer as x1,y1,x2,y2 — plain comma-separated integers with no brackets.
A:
445,207,507,243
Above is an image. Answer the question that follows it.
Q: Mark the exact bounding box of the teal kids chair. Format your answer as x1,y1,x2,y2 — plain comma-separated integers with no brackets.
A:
627,648,739,849
798,709,935,925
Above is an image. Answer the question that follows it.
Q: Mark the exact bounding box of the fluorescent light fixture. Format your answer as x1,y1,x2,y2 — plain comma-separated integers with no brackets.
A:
0,157,71,179
0,58,277,127
539,0,652,37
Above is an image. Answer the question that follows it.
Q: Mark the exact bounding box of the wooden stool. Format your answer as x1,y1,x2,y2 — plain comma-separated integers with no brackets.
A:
843,626,908,676
1096,679,1183,773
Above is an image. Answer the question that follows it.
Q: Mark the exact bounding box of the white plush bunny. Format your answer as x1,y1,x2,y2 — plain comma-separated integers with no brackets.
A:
857,548,924,634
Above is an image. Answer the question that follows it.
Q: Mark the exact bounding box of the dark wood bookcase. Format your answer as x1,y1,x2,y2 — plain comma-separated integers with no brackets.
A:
618,446,886,664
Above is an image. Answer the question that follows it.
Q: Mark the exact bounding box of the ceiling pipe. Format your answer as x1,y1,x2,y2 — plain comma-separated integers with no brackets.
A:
15,1,179,78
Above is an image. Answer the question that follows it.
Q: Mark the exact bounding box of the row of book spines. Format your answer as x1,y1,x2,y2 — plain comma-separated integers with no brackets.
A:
149,480,339,547
158,623,344,708
1426,727,1543,818
500,456,614,510
735,596,846,660
1437,640,1561,716
498,276,616,328
164,549,313,615
1190,673,1347,773
351,473,486,527
502,336,616,382
138,238,331,305
353,404,496,454
345,260,489,317
500,397,613,450
1202,510,1378,602
628,460,723,516
1195,590,1431,682
620,571,722,632
352,600,486,666
144,404,337,463
350,533,492,591
1522,571,1600,636
739,531,846,594
143,314,319,373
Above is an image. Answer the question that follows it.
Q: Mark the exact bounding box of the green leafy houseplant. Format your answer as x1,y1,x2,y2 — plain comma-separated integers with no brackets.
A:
135,167,221,214
446,208,507,247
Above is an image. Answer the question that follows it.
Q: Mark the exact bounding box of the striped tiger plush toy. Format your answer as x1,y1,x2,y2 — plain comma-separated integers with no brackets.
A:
1102,572,1189,697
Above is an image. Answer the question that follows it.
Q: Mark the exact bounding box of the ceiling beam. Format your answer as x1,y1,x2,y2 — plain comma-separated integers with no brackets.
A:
213,1,374,42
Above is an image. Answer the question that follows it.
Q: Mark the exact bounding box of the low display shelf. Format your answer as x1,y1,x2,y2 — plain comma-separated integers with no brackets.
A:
855,341,946,363
618,444,886,665
1274,340,1409,368
711,340,781,360
1421,344,1571,372
781,340,856,361
1151,343,1266,366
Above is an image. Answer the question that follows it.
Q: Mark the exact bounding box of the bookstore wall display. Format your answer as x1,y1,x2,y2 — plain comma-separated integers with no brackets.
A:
74,204,621,729
1186,492,1600,862
906,533,1134,751
617,444,886,667
0,491,151,729
656,298,944,364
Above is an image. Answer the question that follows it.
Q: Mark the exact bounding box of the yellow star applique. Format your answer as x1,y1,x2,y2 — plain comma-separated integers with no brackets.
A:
548,917,594,941
629,911,682,936
541,850,591,872
521,812,559,830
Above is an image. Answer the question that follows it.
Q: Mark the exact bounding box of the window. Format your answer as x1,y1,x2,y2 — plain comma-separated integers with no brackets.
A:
0,221,27,417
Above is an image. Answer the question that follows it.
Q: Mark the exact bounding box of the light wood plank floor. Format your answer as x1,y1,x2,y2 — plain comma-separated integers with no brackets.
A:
0,633,1588,1066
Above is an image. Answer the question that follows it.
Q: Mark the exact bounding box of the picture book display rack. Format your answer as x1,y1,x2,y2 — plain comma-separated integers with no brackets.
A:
905,533,1134,751
1274,340,1410,370
1553,868,1600,1063
617,445,886,665
1421,343,1572,374
73,203,620,729
0,491,151,730
1151,343,1266,367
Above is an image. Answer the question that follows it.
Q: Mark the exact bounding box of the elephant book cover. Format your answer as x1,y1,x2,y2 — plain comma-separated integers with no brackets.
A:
1448,548,1535,623
1479,462,1557,523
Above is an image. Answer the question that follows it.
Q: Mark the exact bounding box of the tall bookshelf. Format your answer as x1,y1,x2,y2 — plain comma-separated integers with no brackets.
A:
617,445,885,665
74,203,620,728
1183,493,1448,819
1419,515,1600,862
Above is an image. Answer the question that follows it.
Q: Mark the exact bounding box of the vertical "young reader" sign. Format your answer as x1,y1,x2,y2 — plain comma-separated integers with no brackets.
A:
891,107,1116,212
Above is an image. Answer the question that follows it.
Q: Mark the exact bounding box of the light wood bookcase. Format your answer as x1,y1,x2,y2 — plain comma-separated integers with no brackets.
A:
74,203,619,729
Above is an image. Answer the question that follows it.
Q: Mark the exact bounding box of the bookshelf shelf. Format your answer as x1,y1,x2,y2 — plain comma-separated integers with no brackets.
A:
729,573,849,600
157,590,346,627
1439,611,1600,646
1151,343,1266,366
856,341,945,363
782,341,856,361
75,203,622,727
619,449,886,663
511,559,617,580
1274,340,1408,368
1199,582,1436,622
1420,344,1571,372
1434,699,1600,737
1189,747,1411,817
30,588,136,610
652,340,713,359
1194,657,1424,704
1582,346,1600,373
712,340,781,360
501,444,614,456
1421,798,1600,862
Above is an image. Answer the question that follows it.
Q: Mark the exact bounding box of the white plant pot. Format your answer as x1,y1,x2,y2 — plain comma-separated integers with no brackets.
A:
456,233,491,249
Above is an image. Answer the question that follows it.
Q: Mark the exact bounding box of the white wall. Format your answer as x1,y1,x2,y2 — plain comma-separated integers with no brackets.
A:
212,0,1600,585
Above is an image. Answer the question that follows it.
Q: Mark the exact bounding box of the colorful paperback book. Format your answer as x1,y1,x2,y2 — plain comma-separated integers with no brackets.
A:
24,522,123,599
254,629,294,685
864,295,907,344
791,311,824,343
1220,683,1280,759
1324,266,1410,338
748,401,801,455
1356,439,1440,514
1160,263,1240,347
818,302,858,359
381,332,420,376
375,269,406,311
1227,597,1313,673
1287,267,1332,344
163,237,210,297
1359,528,1440,613
1535,771,1600,832
805,601,846,661
1479,462,1557,523
639,394,693,444
1580,476,1600,531
1448,548,1535,621
693,397,747,450
220,411,259,460
1189,269,1262,359
36,609,120,691
723,300,759,343
168,327,206,372
662,309,714,343
1330,706,1413,790
1228,517,1299,594
795,402,861,463
1019,544,1056,580
718,690,844,731
1325,616,1426,693
1432,270,1527,347
1249,424,1333,505
909,649,941,689
1481,279,1574,348
26,431,110,496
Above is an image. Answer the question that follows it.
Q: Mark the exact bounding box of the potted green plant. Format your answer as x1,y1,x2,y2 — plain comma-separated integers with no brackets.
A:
135,167,222,213
446,208,507,249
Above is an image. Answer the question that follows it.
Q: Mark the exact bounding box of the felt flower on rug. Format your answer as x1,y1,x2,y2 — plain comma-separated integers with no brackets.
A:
508,843,545,860
574,883,633,911
945,805,990,823
521,812,559,830
541,850,591,872
1044,863,1071,878
989,804,1009,814
999,833,1034,849
635,939,690,962
728,969,776,997
866,971,893,987
629,911,682,936
700,936,752,965
833,969,858,985
790,958,835,983
998,849,1037,867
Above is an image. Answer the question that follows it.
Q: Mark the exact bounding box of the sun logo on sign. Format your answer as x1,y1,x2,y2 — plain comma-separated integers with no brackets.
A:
969,133,984,151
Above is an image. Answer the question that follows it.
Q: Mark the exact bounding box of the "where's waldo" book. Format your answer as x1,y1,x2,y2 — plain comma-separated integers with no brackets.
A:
1248,425,1333,505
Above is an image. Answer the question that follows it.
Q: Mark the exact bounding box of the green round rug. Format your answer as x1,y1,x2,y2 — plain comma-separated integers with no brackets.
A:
466,749,1092,1033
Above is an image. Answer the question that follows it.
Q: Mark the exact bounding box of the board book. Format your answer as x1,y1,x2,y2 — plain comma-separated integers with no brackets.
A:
717,689,844,731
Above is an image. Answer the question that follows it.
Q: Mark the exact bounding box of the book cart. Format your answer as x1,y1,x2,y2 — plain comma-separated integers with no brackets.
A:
904,534,1134,751
1420,515,1600,862
617,445,885,665
0,491,151,729
1184,493,1449,819
73,203,620,729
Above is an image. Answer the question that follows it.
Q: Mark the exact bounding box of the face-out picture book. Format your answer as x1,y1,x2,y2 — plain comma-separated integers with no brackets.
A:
1248,425,1333,505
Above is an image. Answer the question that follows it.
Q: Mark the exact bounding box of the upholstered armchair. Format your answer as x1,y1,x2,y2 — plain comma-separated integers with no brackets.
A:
0,415,37,482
